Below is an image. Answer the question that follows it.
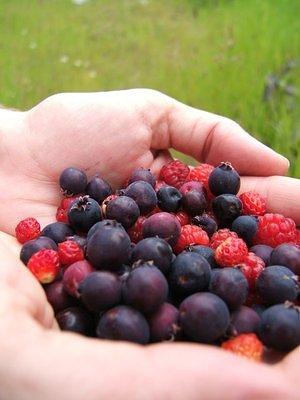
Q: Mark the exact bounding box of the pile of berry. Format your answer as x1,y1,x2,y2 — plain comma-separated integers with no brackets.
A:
16,161,300,361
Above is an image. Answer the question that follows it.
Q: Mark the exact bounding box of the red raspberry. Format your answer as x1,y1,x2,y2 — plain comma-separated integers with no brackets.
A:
210,229,238,250
174,224,209,254
215,237,248,267
188,164,214,190
159,160,190,189
222,333,263,362
127,216,147,243
58,240,84,266
56,196,79,223
15,217,41,244
295,229,300,246
239,192,267,216
237,252,265,290
173,210,190,226
27,249,60,284
254,213,296,247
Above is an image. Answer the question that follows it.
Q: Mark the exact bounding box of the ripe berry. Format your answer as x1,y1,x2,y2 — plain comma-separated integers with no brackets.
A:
157,186,182,213
59,167,87,196
56,196,79,223
68,196,102,233
230,306,261,335
87,219,125,241
58,240,84,266
96,305,150,344
250,244,273,265
258,303,300,351
188,163,214,190
181,186,207,216
210,229,238,250
191,214,217,238
62,260,94,298
128,167,156,188
44,280,77,313
256,266,298,305
20,236,58,265
41,222,74,244
56,307,94,335
239,192,267,216
212,194,242,227
209,268,248,309
269,243,300,275
148,303,180,342
86,175,112,204
215,237,248,267
122,263,168,314
179,292,230,343
15,217,40,244
66,235,87,250
159,160,190,189
127,216,147,243
173,210,190,226
27,249,60,284
173,225,209,254
221,333,263,362
188,245,218,268
122,181,157,215
208,162,240,196
169,252,211,297
142,212,181,247
237,252,265,290
231,215,258,245
106,196,140,228
254,213,296,247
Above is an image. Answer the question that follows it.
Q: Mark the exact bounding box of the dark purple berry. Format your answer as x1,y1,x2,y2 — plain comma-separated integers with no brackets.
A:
208,162,240,196
41,222,74,244
86,175,112,204
179,181,207,216
56,306,94,336
191,214,217,238
179,181,204,194
212,194,242,227
87,219,125,241
130,237,173,275
230,306,261,335
250,245,273,265
157,186,182,213
59,167,87,196
269,244,300,275
188,245,218,268
106,196,140,228
256,265,298,305
169,252,211,297
79,271,122,312
179,292,230,343
122,181,157,215
258,303,300,351
122,263,168,314
251,303,266,317
231,215,258,245
142,212,181,246
68,196,102,233
96,305,150,344
63,260,94,298
44,280,77,313
66,235,87,250
209,268,248,309
128,167,156,188
20,236,57,265
86,225,131,270
148,303,180,342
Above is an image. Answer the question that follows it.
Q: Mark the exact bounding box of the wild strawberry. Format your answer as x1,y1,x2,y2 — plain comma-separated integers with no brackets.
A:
15,217,41,244
188,163,214,193
254,213,296,247
222,333,263,361
127,216,147,243
56,196,79,223
159,160,190,189
58,240,84,265
27,249,60,284
173,210,190,226
210,229,238,250
174,224,209,254
237,252,265,290
215,237,248,267
239,192,267,216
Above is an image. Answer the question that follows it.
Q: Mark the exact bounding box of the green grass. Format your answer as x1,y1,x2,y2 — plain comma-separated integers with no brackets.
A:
0,0,299,175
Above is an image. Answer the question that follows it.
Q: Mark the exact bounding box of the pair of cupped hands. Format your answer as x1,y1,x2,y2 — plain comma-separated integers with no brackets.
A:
0,89,299,400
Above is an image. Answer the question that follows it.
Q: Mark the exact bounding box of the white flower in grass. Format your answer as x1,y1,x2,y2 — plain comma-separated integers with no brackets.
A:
60,55,69,63
72,0,89,5
74,59,83,67
29,41,37,50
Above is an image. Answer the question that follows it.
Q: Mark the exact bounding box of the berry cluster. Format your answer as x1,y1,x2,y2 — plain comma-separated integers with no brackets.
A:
16,160,300,360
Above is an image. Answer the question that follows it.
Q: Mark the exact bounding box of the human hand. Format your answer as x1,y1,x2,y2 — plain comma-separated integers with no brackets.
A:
0,89,299,399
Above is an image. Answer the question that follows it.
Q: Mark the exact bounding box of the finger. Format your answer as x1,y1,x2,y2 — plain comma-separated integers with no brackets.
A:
240,176,300,225
150,149,173,177
152,95,289,176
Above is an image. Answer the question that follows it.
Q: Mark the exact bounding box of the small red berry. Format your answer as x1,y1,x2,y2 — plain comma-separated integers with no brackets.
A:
173,210,190,226
254,213,296,247
174,224,209,254
210,229,238,250
27,249,60,284
58,240,84,266
127,216,147,243
236,252,265,290
188,164,214,192
159,160,190,189
56,196,79,223
215,237,248,267
222,333,263,362
239,192,267,216
15,217,41,244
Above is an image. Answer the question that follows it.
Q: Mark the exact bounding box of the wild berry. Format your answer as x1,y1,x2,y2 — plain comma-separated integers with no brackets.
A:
15,217,40,244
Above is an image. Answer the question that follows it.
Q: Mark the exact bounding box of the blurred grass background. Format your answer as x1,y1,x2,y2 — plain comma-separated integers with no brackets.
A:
0,0,299,176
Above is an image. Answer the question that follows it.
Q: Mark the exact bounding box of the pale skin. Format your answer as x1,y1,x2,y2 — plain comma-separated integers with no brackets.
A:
0,89,299,400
